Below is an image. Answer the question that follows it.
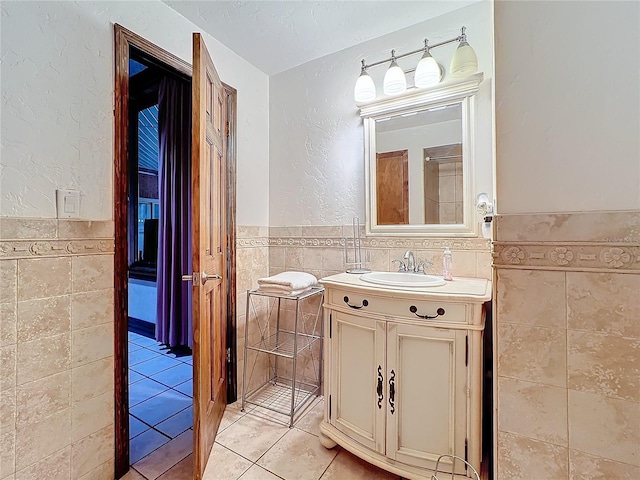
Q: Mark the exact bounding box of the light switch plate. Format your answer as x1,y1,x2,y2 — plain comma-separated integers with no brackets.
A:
56,189,80,218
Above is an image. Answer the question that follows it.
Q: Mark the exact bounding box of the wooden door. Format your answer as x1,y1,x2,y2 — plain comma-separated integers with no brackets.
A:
329,311,386,453
191,32,227,479
385,323,467,475
376,150,409,225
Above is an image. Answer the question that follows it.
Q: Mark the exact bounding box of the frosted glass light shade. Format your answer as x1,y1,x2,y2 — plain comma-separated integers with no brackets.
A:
354,71,376,103
450,41,478,78
383,61,406,95
414,52,442,88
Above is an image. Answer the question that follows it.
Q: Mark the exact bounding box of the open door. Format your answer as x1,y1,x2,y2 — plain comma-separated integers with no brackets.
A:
190,32,228,479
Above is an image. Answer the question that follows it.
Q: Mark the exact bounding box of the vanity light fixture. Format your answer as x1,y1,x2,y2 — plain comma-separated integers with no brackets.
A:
354,26,478,103
414,40,442,88
450,27,478,78
383,50,407,95
354,59,376,103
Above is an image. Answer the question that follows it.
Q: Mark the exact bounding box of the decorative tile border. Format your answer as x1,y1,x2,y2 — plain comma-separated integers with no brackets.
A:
493,212,640,273
238,235,491,251
0,239,114,259
493,242,640,273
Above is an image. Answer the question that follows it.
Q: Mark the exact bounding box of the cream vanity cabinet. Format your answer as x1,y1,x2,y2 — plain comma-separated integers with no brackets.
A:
319,273,491,479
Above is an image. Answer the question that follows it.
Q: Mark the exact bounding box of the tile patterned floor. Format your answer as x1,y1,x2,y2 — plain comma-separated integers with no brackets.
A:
125,332,400,480
127,331,195,478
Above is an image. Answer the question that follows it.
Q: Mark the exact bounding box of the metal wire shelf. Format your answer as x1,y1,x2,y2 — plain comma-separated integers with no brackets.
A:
247,330,320,358
241,286,324,427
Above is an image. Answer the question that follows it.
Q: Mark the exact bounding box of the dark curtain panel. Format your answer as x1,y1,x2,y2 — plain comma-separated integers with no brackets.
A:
156,76,193,348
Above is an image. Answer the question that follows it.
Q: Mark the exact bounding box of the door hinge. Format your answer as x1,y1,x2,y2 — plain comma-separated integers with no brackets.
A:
225,121,229,137
465,335,469,367
329,313,332,339
329,395,332,420
226,347,231,363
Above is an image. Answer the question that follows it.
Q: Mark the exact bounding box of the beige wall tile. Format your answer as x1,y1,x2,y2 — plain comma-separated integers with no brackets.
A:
269,226,302,237
0,429,15,478
1,344,16,391
497,269,566,328
567,272,640,338
495,211,640,243
476,251,493,280
71,323,113,367
71,357,113,403
498,323,567,387
71,391,113,442
14,447,70,480
497,431,568,480
71,255,113,293
57,220,114,239
15,408,71,471
302,225,342,237
17,295,71,343
1,301,17,346
77,459,114,480
498,377,568,446
269,246,285,268
569,449,640,480
284,247,303,270
70,289,113,331
321,247,344,272
16,333,70,385
0,218,57,240
1,387,16,432
16,371,70,428
302,248,323,270
17,257,71,301
70,424,114,480
0,260,17,304
568,390,640,466
568,330,639,402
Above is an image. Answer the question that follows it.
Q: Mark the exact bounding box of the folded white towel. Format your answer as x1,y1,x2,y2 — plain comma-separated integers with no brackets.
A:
256,285,312,297
257,271,318,291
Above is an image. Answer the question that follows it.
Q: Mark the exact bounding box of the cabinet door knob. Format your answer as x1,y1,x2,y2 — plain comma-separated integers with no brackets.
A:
377,365,384,408
343,296,368,309
409,306,445,319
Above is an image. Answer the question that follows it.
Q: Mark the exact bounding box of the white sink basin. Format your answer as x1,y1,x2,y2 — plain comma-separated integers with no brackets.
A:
360,271,446,288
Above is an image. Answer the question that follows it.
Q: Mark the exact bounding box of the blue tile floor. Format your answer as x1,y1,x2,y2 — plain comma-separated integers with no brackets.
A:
128,331,194,476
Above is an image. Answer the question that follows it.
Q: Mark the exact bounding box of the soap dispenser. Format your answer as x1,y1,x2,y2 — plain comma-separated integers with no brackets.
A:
442,247,453,281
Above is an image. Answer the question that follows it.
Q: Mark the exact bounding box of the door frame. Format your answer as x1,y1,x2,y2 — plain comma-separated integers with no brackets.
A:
113,24,237,478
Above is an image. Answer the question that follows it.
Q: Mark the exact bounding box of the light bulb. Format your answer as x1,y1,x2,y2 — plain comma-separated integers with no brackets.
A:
383,60,406,95
354,70,376,103
414,50,441,88
450,40,478,78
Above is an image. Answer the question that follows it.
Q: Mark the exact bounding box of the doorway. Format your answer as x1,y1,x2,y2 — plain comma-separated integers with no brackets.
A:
114,25,237,479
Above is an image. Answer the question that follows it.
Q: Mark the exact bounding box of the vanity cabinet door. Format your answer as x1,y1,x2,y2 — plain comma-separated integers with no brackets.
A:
329,311,386,453
385,323,468,475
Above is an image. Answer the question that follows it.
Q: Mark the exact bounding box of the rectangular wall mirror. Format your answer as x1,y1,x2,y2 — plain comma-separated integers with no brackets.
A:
361,73,482,236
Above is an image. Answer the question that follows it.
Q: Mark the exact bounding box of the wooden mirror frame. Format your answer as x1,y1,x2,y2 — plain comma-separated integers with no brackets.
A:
361,73,483,237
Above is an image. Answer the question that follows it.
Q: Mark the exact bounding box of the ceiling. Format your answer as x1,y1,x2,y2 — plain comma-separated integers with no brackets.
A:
163,1,477,76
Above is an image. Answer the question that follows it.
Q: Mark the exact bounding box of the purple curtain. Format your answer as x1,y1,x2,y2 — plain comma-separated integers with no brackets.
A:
156,76,193,348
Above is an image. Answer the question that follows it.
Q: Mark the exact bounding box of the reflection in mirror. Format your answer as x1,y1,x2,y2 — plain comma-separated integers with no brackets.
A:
375,103,462,226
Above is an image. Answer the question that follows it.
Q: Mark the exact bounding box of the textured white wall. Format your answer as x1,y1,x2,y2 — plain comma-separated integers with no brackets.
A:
0,0,269,225
269,1,494,226
495,1,640,214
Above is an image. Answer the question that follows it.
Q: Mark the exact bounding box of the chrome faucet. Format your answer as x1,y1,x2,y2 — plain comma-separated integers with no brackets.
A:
403,251,416,272
393,251,434,273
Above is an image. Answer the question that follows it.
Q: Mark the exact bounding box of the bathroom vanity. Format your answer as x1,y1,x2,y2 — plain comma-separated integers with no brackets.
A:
318,273,491,479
